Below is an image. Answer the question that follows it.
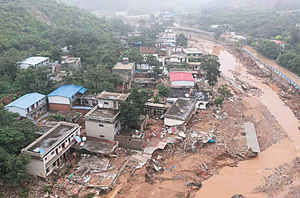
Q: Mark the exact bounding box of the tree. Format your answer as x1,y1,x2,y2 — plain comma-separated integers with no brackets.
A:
156,84,170,98
176,33,188,47
0,148,30,187
256,40,281,59
121,48,143,64
145,55,162,79
213,97,224,107
15,66,49,94
218,85,233,99
119,101,140,129
0,108,37,186
199,55,221,87
129,88,154,114
50,46,63,62
290,27,300,45
213,28,222,40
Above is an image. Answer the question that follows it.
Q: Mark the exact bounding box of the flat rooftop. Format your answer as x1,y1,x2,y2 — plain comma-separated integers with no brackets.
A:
183,48,203,54
97,91,129,101
21,57,49,65
113,62,134,70
164,98,196,121
24,122,79,154
72,138,118,155
90,109,119,118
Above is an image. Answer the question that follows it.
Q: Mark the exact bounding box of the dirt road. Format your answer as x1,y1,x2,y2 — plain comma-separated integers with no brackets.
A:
244,45,300,88
190,37,300,197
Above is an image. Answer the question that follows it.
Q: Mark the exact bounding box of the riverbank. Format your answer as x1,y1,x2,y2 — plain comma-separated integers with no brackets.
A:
189,35,300,197
108,34,300,198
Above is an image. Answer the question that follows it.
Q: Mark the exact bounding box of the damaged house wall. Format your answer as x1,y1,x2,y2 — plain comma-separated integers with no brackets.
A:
85,119,120,141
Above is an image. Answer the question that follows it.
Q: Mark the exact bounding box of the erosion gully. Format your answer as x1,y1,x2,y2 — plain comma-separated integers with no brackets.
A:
190,37,300,198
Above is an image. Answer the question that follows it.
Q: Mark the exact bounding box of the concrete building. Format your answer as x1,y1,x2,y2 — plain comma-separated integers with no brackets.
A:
183,48,203,57
48,84,87,111
112,58,135,90
78,93,98,107
61,56,81,68
97,91,129,110
85,91,129,141
164,98,196,126
169,72,195,88
85,106,121,141
21,122,81,178
5,93,47,119
114,115,147,150
165,32,177,44
20,57,50,69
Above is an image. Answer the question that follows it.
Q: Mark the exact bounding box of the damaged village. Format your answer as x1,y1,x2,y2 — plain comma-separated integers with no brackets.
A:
1,1,300,198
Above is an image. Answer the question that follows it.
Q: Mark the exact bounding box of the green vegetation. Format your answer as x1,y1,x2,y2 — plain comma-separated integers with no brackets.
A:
213,97,224,107
119,101,140,129
156,84,170,98
176,33,188,47
120,88,155,128
199,55,221,87
213,85,233,107
218,85,233,99
0,0,125,96
129,88,154,114
181,9,300,76
256,40,282,60
0,108,38,186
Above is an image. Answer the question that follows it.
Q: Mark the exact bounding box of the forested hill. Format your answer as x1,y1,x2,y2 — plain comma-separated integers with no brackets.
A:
0,0,124,61
0,0,126,95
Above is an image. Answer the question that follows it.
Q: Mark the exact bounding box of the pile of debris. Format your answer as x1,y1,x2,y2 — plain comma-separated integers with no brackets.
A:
254,157,300,196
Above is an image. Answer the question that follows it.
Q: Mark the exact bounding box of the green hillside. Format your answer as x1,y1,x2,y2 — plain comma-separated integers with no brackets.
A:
0,0,125,95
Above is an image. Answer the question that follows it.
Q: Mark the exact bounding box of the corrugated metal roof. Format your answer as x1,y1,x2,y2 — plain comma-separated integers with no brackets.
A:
170,72,195,82
21,57,49,65
48,85,86,98
5,93,45,109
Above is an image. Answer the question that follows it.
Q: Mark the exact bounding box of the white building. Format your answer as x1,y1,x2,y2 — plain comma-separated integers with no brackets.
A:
97,91,129,110
20,57,50,69
183,48,203,57
21,122,81,178
169,72,195,88
85,92,129,141
5,93,47,119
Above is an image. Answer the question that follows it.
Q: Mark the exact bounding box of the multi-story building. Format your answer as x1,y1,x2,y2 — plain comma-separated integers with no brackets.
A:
21,122,81,178
112,58,135,90
85,91,129,141
5,93,47,119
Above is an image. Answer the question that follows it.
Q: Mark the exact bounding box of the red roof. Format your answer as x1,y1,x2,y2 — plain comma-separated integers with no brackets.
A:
170,72,195,82
271,40,286,44
139,47,156,54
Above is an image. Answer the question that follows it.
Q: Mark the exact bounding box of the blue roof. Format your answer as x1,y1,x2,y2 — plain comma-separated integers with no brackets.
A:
72,106,93,110
5,93,45,109
162,43,176,47
47,85,86,98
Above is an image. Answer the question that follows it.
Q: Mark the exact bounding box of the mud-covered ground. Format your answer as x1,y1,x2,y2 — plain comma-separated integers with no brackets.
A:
113,78,287,198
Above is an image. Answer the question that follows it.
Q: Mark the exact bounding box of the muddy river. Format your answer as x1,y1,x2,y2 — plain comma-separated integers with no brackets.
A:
244,45,300,88
190,38,300,198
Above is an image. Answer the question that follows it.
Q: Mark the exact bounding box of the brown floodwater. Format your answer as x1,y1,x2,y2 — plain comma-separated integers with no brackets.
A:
190,39,300,198
244,45,300,88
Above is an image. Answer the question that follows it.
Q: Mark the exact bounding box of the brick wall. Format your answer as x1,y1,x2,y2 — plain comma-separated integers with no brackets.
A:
49,103,71,111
